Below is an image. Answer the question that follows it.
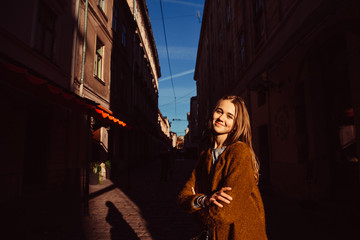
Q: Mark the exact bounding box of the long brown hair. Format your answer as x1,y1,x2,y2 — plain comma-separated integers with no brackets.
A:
207,95,260,184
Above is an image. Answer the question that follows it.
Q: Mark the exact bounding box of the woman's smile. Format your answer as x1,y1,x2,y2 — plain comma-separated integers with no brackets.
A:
215,121,225,126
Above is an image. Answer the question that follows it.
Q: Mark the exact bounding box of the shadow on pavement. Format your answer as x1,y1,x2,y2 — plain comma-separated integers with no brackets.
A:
105,201,138,240
120,156,199,240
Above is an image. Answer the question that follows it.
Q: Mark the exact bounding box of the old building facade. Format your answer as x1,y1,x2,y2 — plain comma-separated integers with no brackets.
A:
0,0,92,236
127,0,163,166
195,0,360,202
1,0,163,236
184,96,200,157
80,0,163,187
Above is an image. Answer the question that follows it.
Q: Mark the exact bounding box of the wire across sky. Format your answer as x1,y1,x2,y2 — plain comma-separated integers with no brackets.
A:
147,0,203,135
159,0,177,117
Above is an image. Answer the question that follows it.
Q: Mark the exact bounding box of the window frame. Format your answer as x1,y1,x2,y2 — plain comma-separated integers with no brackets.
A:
226,1,231,25
121,24,126,47
112,6,118,32
34,1,57,59
94,37,104,81
239,31,246,68
98,0,105,12
253,0,265,46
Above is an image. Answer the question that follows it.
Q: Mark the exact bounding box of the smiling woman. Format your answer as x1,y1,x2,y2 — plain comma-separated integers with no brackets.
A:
178,95,268,240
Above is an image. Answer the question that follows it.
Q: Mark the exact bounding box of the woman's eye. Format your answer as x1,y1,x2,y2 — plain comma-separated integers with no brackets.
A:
227,115,234,119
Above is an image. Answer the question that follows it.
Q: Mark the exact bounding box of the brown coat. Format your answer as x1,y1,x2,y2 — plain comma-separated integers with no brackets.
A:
178,142,267,240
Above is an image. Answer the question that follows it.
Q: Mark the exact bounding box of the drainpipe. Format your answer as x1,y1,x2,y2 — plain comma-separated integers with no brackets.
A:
79,0,89,216
79,0,89,97
70,0,81,92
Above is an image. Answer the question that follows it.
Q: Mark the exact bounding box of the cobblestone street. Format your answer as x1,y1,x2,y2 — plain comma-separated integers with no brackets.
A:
82,156,198,240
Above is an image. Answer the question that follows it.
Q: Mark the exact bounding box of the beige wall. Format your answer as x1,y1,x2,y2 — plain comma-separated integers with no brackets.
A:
75,0,114,108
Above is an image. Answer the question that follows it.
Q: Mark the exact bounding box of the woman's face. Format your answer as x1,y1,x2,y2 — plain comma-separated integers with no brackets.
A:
212,99,236,137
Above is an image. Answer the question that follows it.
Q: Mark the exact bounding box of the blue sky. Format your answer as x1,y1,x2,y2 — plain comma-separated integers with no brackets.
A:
147,0,204,136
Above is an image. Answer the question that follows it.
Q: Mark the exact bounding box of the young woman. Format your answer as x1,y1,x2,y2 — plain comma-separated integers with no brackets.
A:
178,95,267,240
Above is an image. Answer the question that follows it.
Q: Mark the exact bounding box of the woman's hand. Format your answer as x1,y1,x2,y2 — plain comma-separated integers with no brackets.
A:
206,187,233,208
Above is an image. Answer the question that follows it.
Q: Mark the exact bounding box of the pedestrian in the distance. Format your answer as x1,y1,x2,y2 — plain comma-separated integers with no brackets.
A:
178,95,268,240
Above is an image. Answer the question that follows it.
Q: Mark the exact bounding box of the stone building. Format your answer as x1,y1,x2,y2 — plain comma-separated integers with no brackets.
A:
1,0,162,237
92,0,162,187
158,111,171,138
70,0,162,188
171,131,178,149
195,0,360,202
0,0,92,237
158,110,172,149
184,96,200,157
122,0,162,166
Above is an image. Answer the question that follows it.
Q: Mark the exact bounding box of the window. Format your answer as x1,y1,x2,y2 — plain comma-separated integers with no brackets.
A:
34,1,56,59
253,0,265,46
258,124,270,184
121,25,126,47
98,0,105,11
94,38,104,80
112,7,118,32
255,0,263,13
257,90,266,107
239,32,245,67
218,28,223,46
226,2,231,24
111,59,119,97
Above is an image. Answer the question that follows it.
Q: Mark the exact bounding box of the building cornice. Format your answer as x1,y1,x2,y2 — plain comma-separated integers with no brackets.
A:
194,0,209,81
137,0,161,79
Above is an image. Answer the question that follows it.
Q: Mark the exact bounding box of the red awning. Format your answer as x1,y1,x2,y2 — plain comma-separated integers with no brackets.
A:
93,107,129,128
1,62,130,129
